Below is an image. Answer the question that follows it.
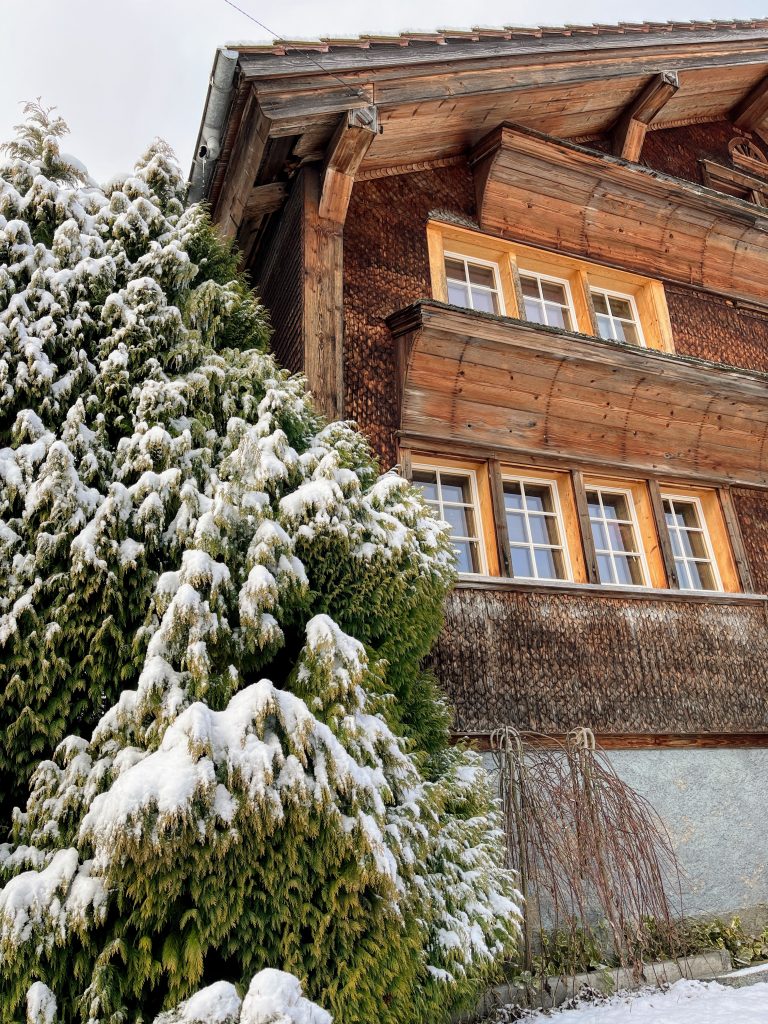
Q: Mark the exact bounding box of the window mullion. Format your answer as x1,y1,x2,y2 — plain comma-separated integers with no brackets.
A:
648,479,681,589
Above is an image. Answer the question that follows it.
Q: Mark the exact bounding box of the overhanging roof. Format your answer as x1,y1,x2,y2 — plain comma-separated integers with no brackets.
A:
388,301,768,488
191,20,768,244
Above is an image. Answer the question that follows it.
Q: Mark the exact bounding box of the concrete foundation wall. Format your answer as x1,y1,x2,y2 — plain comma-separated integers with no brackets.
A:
483,748,768,920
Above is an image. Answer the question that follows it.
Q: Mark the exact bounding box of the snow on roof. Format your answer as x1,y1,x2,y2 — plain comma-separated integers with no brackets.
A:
226,20,768,56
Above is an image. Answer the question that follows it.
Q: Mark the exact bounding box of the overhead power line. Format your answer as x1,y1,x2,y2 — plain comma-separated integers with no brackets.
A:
220,0,368,98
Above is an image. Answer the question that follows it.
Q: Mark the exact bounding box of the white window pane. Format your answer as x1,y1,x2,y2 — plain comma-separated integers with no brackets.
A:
688,560,717,591
520,275,540,298
412,471,439,502
524,298,546,323
596,313,614,339
541,280,568,304
511,546,535,578
534,547,561,580
454,540,479,574
615,320,640,345
613,554,635,586
608,296,633,319
545,304,568,330
444,504,474,536
448,282,470,307
591,521,609,550
504,482,524,509
591,292,610,314
440,475,471,503
529,515,558,545
467,263,495,288
597,553,613,583
444,257,466,281
506,511,527,542
471,289,499,314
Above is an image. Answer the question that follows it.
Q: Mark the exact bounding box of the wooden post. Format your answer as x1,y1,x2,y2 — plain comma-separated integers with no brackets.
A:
302,168,344,421
489,459,513,577
719,487,756,594
571,470,600,584
399,447,413,482
647,479,681,589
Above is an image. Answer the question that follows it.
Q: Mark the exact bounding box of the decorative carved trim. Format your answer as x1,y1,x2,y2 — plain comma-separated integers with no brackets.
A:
356,153,468,180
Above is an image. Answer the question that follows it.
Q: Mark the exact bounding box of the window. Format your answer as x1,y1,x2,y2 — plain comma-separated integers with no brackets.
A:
586,487,648,586
412,465,485,574
519,271,575,331
444,253,503,314
427,220,676,353
590,288,644,346
503,477,570,580
661,494,721,592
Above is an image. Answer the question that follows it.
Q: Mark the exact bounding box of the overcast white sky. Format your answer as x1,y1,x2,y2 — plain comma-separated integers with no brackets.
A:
2,0,768,181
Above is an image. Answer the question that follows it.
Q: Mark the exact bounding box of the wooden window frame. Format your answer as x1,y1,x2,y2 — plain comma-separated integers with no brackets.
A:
589,285,647,348
583,482,652,588
403,443,747,595
658,484,741,594
660,491,723,593
517,268,578,334
410,454,499,577
499,471,574,582
443,250,506,315
427,219,675,353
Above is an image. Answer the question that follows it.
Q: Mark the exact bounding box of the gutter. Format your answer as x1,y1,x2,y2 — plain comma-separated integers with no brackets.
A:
188,47,240,204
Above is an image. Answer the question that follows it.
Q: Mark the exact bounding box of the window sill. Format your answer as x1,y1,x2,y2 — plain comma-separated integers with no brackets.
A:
455,573,767,605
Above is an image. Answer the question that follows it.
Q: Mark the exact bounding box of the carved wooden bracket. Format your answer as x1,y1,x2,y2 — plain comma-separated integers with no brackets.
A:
319,106,378,224
612,70,679,162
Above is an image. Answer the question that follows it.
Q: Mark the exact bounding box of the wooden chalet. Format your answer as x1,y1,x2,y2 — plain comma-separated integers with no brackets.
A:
191,21,768,916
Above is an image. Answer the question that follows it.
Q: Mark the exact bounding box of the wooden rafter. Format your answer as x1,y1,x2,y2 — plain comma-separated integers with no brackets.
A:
243,181,288,220
732,71,768,135
612,70,679,161
318,106,378,224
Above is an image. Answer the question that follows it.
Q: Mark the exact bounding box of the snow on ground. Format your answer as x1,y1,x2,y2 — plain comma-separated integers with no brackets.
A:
523,979,768,1023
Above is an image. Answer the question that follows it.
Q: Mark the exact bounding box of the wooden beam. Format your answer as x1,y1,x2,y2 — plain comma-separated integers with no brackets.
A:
732,71,768,132
612,70,679,161
243,181,288,220
720,486,756,593
213,89,272,238
647,479,681,589
571,470,600,584
302,167,344,420
456,731,768,751
488,458,513,578
319,107,378,224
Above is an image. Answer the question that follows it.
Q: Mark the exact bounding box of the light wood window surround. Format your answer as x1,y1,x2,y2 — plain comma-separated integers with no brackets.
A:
426,220,675,354
405,449,743,593
410,454,499,576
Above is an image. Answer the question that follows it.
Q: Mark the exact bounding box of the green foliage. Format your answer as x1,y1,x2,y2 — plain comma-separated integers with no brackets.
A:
0,107,520,1023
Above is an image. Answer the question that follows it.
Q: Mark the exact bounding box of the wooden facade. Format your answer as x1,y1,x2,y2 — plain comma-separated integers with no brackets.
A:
193,21,768,749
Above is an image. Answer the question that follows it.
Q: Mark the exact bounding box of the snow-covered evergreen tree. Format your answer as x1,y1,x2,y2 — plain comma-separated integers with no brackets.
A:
0,104,520,1023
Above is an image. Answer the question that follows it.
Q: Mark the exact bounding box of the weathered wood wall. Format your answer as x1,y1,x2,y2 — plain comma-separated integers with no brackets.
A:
430,586,768,734
342,125,768,467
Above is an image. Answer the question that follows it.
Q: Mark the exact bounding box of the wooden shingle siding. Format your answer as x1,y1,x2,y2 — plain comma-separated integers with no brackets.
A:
431,585,768,735
342,162,476,467
253,175,304,374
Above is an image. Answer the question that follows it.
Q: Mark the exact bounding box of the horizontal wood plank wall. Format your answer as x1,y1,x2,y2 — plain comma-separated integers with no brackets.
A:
430,586,768,735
